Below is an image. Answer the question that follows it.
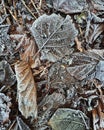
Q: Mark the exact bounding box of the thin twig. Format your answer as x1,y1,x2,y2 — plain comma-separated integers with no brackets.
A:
13,1,17,20
8,120,16,130
8,9,19,24
39,0,42,9
0,86,6,92
31,0,40,16
21,0,37,19
0,14,9,24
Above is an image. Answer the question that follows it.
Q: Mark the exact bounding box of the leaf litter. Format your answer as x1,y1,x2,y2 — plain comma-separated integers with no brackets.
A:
0,0,104,130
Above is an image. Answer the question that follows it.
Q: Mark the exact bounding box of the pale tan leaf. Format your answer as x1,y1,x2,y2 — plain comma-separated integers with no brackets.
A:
15,61,37,119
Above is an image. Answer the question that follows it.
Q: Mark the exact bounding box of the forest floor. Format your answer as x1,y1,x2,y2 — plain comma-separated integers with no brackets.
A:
0,0,104,130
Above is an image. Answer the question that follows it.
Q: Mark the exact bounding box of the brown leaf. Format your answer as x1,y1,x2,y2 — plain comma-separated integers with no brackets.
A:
15,61,37,119
17,34,40,68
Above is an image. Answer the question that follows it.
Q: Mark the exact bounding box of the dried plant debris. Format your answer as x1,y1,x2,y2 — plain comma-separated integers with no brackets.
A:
67,49,104,81
0,60,16,86
31,13,77,62
10,117,31,130
0,93,11,129
85,24,104,44
46,0,87,14
16,116,31,130
74,79,104,130
15,61,37,119
49,108,89,130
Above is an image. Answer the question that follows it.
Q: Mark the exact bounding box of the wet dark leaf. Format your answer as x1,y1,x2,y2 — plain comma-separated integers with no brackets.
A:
31,13,77,62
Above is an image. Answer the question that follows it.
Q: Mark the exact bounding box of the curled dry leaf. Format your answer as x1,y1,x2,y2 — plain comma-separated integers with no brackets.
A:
15,61,37,119
85,24,104,44
31,13,77,62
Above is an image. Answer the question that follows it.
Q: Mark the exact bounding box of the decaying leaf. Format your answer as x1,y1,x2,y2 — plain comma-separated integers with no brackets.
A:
46,0,87,14
0,60,16,86
49,108,89,130
67,50,104,81
31,13,77,62
0,93,11,128
15,61,37,119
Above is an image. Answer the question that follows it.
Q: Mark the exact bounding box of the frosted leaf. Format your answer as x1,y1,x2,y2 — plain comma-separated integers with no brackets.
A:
46,0,87,14
31,14,78,62
49,108,89,130
67,50,104,81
